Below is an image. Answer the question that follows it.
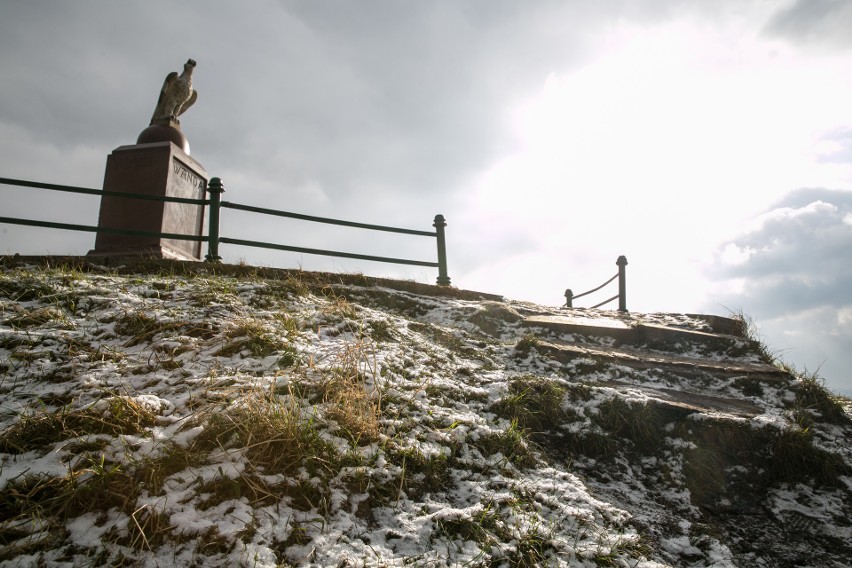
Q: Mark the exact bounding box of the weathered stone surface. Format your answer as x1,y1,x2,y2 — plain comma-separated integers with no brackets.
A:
535,337,786,379
136,123,190,154
523,313,745,350
600,380,763,417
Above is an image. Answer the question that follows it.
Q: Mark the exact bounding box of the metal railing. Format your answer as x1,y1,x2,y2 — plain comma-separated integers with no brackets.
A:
0,177,210,242
0,176,451,286
564,255,627,312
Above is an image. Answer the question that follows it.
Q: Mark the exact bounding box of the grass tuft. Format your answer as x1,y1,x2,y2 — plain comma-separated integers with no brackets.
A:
0,453,137,558
728,310,779,364
789,372,850,427
474,419,538,469
682,419,851,507
493,376,568,433
513,334,541,360
215,319,289,358
592,398,665,455
0,272,56,302
114,310,182,346
190,384,338,477
318,337,383,444
385,446,451,500
2,306,71,330
0,396,157,454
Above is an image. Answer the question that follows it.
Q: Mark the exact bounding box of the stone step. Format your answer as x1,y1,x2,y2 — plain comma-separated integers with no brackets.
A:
523,314,747,354
599,380,764,418
535,338,787,381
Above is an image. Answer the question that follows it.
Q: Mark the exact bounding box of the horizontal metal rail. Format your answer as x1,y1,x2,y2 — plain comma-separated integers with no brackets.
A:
589,294,619,310
0,176,208,206
218,236,439,267
0,176,102,195
0,174,451,286
221,201,436,237
0,216,207,242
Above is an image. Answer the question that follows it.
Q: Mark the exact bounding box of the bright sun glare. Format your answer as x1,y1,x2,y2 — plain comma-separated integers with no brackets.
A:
462,18,852,311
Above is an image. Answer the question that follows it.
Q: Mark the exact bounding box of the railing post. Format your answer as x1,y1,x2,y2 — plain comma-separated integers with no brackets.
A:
433,214,451,286
616,255,628,312
564,289,573,308
205,177,224,262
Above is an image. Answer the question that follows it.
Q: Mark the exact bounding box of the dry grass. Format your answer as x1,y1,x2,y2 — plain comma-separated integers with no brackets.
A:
0,395,158,454
189,383,337,477
728,310,781,365
789,372,851,427
317,337,383,445
214,319,289,358
1,305,71,330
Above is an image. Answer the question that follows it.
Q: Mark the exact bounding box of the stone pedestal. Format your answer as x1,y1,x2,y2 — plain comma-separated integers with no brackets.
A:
88,141,208,261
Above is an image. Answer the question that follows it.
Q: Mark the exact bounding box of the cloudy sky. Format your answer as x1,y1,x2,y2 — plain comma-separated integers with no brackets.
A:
1,0,851,394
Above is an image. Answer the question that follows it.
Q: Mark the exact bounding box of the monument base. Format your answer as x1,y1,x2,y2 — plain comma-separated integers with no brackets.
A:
88,141,208,261
87,244,199,263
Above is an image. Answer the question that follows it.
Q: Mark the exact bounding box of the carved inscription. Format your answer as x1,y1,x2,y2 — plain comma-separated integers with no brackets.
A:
165,157,207,259
173,160,205,194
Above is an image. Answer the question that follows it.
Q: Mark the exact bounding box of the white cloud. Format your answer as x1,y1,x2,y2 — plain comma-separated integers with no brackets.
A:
838,307,852,327
708,189,852,393
719,243,754,266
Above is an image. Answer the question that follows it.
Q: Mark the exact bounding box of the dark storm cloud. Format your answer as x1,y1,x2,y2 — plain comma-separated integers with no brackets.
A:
0,1,551,198
764,0,852,48
0,2,193,147
3,0,844,256
0,0,625,257
0,0,752,198
0,0,693,212
712,188,852,318
223,0,598,202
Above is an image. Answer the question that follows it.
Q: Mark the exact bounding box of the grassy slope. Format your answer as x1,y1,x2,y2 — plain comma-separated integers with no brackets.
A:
0,258,850,567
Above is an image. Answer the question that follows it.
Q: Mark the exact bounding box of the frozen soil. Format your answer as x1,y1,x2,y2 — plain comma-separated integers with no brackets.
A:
0,258,850,567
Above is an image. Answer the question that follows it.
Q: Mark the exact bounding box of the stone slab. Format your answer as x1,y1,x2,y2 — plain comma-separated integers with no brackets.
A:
601,380,763,417
523,314,742,349
524,314,633,341
536,339,787,380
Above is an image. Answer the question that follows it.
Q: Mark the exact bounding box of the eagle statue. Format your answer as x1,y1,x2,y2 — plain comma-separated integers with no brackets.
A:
150,59,197,126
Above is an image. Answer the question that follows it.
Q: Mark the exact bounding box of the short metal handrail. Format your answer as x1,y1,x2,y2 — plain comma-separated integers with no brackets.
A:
564,256,628,312
0,175,451,286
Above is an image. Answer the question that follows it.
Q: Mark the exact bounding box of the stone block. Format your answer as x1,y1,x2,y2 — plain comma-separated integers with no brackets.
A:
88,141,208,261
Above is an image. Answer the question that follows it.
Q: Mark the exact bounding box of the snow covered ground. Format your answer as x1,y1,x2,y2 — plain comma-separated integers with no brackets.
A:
0,259,850,567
